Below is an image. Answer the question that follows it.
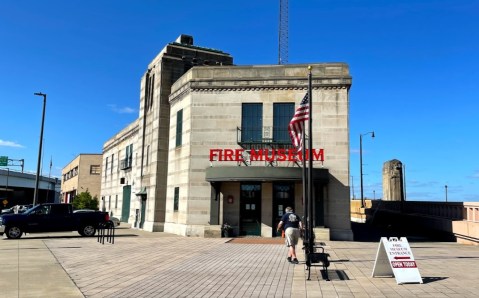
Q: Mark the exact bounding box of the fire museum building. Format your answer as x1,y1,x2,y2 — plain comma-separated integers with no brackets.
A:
101,35,353,240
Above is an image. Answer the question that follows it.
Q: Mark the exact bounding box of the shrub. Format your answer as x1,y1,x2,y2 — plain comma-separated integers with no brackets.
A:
72,191,99,210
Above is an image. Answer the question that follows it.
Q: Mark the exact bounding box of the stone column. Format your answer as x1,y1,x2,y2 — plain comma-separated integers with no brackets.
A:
382,159,404,201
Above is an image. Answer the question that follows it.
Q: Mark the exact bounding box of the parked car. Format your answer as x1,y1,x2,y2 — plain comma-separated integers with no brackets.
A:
0,203,110,239
74,209,120,227
1,207,14,214
1,205,33,215
110,216,120,227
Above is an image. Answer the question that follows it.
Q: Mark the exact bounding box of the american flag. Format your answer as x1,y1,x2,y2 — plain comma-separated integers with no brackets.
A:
288,92,309,151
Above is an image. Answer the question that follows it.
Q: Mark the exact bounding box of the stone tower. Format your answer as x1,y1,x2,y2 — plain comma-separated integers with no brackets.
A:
382,159,404,201
137,34,234,231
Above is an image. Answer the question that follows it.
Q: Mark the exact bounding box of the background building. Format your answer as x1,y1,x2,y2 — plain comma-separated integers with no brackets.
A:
101,34,353,240
61,154,102,204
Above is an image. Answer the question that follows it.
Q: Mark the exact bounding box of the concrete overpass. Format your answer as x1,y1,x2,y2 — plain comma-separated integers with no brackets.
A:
351,199,479,245
0,169,60,209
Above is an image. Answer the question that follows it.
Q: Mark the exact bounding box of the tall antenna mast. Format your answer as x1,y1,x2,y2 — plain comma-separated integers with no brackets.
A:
278,0,289,64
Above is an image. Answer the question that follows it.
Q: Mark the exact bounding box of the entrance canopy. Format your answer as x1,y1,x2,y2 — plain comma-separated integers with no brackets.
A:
205,167,329,183
135,187,147,196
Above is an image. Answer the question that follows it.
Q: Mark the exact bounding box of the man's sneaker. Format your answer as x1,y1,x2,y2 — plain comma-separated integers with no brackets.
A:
291,258,299,264
287,257,291,262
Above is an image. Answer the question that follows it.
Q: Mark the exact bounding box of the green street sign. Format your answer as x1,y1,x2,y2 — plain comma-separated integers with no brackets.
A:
0,156,7,166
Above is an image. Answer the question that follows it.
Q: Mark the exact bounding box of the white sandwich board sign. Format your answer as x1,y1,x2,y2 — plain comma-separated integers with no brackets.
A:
372,237,423,284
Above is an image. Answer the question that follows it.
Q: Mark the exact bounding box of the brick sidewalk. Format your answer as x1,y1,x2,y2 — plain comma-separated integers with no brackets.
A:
2,227,479,297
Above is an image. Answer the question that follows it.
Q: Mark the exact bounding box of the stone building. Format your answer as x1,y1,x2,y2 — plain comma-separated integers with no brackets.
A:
100,34,353,240
101,120,139,222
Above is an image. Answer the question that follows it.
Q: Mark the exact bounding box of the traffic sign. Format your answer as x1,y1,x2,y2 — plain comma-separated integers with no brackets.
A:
0,156,7,166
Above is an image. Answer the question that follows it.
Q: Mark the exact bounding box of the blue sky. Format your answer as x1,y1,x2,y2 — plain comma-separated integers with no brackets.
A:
0,0,478,202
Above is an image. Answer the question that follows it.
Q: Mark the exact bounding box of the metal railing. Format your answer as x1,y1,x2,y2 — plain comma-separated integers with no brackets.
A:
237,126,295,150
120,157,132,170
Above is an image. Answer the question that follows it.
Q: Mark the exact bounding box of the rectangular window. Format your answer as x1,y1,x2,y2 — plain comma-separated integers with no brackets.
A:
90,165,101,175
108,196,111,210
105,157,109,178
241,103,263,142
146,145,150,165
174,187,179,211
111,154,114,174
273,103,294,143
115,195,118,209
145,72,155,111
123,144,133,169
176,109,183,147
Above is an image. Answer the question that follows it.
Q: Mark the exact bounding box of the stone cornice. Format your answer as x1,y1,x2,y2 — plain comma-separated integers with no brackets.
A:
169,64,352,104
169,78,351,104
103,121,140,152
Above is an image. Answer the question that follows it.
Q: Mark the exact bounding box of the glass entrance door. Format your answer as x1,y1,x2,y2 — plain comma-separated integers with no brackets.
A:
240,183,262,236
273,183,295,237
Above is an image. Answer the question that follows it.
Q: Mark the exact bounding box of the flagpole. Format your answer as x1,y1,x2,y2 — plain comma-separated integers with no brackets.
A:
302,97,308,246
307,66,314,254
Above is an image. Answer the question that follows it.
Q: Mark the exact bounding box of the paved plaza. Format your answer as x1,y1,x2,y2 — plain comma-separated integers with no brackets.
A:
1,225,479,297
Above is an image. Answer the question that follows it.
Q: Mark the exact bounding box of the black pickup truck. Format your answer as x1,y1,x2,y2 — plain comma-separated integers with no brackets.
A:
0,203,110,239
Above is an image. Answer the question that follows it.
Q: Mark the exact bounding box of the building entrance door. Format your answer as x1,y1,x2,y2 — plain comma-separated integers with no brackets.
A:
272,183,295,237
240,183,261,236
140,197,146,228
121,185,131,222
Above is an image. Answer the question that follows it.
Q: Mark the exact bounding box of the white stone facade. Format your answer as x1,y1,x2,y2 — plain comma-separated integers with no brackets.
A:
101,120,139,224
100,35,353,240
166,65,352,240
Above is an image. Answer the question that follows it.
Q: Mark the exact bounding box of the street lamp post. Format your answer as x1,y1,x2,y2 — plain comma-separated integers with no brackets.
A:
33,92,47,206
445,185,448,202
360,131,375,208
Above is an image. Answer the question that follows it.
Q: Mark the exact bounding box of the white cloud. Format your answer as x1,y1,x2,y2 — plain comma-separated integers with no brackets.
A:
108,104,136,114
0,139,24,148
471,171,479,179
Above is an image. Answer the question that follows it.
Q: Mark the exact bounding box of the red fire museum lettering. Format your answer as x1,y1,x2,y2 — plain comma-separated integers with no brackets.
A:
209,149,324,162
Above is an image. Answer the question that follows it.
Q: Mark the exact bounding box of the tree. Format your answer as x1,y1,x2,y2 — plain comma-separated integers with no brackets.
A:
72,191,99,210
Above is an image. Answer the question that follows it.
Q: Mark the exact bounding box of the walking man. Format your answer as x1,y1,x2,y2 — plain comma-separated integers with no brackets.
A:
277,207,303,264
